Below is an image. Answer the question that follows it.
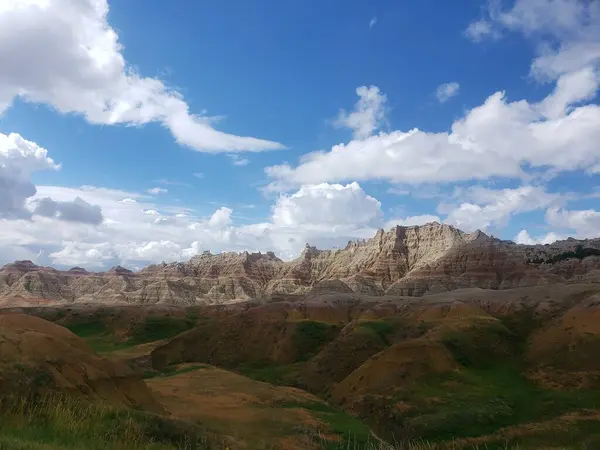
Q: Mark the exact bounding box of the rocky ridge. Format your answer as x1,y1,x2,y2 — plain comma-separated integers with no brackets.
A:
1,222,600,305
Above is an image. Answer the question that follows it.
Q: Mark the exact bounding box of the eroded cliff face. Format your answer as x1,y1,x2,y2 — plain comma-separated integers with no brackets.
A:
1,223,600,305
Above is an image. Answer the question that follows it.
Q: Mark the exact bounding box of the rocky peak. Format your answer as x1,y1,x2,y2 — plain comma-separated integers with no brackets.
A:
301,243,321,259
1,260,41,274
107,265,133,275
465,229,490,242
244,251,282,264
14,260,37,268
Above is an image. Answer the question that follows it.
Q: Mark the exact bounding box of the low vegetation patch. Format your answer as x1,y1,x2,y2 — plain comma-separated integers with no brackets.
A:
65,315,195,354
277,400,372,447
388,364,600,444
293,321,341,362
550,245,600,263
129,316,195,345
0,395,211,449
143,364,210,379
65,320,133,353
528,245,600,264
65,319,107,338
358,320,396,345
238,360,301,385
441,321,518,368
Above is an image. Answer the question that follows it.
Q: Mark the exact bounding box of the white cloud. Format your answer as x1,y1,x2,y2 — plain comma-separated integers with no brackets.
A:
334,85,387,139
514,230,536,245
369,17,377,29
193,172,204,179
514,229,564,245
384,215,441,230
228,154,250,166
0,0,283,152
538,67,599,118
436,82,460,103
465,0,588,42
207,207,233,228
148,187,168,195
546,207,600,238
267,1,599,192
464,19,500,42
1,176,596,269
0,132,59,219
466,0,600,81
443,186,565,232
266,82,600,191
49,242,116,269
533,41,600,82
0,180,391,268
272,182,382,229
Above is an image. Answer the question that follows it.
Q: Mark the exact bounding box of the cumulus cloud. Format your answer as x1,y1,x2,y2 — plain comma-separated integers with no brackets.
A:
272,182,382,229
0,182,390,268
514,229,565,245
266,81,600,191
545,207,600,238
266,2,599,192
0,0,283,152
443,186,565,232
538,67,599,118
49,242,116,269
0,132,59,219
436,82,460,103
32,196,103,225
334,86,387,139
1,177,595,269
207,207,233,228
465,0,600,81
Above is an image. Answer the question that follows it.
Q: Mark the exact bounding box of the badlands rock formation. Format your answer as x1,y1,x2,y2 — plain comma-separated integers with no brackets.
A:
1,223,600,305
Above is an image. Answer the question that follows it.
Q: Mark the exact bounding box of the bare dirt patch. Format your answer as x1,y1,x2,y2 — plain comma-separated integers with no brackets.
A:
147,364,339,449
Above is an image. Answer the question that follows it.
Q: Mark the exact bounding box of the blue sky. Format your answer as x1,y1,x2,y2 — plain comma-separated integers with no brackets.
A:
0,0,599,269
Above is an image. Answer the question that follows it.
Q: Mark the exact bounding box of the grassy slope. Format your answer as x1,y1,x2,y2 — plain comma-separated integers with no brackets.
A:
221,314,600,448
370,315,600,447
393,366,600,445
65,315,196,353
62,313,378,449
14,305,600,449
0,396,210,450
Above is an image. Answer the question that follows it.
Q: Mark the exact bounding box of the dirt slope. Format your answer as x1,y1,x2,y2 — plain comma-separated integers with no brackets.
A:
147,364,368,449
0,313,161,412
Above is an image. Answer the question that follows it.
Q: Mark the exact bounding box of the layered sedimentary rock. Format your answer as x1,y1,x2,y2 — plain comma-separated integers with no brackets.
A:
1,223,600,305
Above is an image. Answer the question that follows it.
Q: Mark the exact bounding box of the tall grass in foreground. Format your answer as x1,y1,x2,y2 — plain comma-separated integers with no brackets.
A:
0,395,584,450
0,395,209,449
321,438,582,450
